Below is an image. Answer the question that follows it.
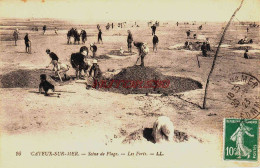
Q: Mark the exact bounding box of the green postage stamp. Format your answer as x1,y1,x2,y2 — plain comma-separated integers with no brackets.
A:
224,118,259,161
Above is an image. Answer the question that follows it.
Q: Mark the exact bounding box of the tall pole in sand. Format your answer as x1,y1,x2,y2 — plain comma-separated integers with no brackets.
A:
202,0,245,109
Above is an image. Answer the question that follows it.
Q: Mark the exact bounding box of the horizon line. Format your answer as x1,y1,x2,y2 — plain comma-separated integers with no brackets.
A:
0,17,259,23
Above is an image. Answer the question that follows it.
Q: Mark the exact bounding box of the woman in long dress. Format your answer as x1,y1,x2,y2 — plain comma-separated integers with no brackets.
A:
13,28,19,46
230,122,254,158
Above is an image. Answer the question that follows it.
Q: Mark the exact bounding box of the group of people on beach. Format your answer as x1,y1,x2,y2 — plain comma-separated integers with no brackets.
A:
67,28,87,45
14,29,31,53
39,46,101,95
45,46,101,86
39,22,159,94
125,22,159,67
11,21,255,95
42,25,58,35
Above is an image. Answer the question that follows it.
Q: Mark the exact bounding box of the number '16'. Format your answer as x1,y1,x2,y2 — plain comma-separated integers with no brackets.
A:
226,147,235,156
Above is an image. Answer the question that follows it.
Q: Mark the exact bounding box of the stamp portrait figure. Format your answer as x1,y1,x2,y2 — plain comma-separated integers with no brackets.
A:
230,122,254,159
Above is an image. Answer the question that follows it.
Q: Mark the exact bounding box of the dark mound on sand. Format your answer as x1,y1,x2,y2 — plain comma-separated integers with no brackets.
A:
114,66,161,81
108,50,136,56
123,128,194,144
0,69,71,88
0,35,21,41
230,46,253,50
97,54,110,59
102,66,202,94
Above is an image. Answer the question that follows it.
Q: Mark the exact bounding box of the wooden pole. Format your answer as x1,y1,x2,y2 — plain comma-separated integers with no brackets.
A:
202,0,245,109
196,54,200,68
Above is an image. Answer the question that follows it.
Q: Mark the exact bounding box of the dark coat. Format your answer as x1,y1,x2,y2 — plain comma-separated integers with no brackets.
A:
70,52,86,70
39,80,54,93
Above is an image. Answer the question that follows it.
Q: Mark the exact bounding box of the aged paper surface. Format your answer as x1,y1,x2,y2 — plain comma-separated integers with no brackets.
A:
0,0,259,167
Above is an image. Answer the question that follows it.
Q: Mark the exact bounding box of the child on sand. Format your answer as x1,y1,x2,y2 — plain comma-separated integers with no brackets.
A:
89,59,102,89
46,49,59,70
90,43,97,58
186,30,191,38
54,27,58,35
244,49,249,59
151,24,156,35
206,38,211,51
43,25,47,35
193,34,197,39
24,33,31,53
39,74,55,96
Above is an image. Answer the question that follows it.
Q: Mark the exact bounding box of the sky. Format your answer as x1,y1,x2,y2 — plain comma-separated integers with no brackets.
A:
0,0,259,22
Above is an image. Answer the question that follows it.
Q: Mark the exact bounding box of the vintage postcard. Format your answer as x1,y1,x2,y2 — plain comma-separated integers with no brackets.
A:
0,0,259,167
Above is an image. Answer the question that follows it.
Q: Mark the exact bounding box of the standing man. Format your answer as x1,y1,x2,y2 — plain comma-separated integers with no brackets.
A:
74,28,80,45
43,25,47,35
193,33,197,39
24,33,30,53
67,28,74,44
176,22,179,26
201,42,207,57
186,30,191,39
151,24,156,35
106,23,110,30
13,28,19,46
80,29,87,44
134,41,149,67
54,27,58,35
205,38,211,51
90,43,97,58
127,30,133,53
70,46,89,79
152,35,159,52
98,29,103,44
112,23,114,29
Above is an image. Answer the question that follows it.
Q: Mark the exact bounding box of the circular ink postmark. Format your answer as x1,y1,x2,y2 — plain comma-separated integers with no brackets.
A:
227,72,260,119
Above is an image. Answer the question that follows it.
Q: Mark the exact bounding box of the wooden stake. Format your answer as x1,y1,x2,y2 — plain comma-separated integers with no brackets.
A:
196,54,200,68
202,0,245,109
